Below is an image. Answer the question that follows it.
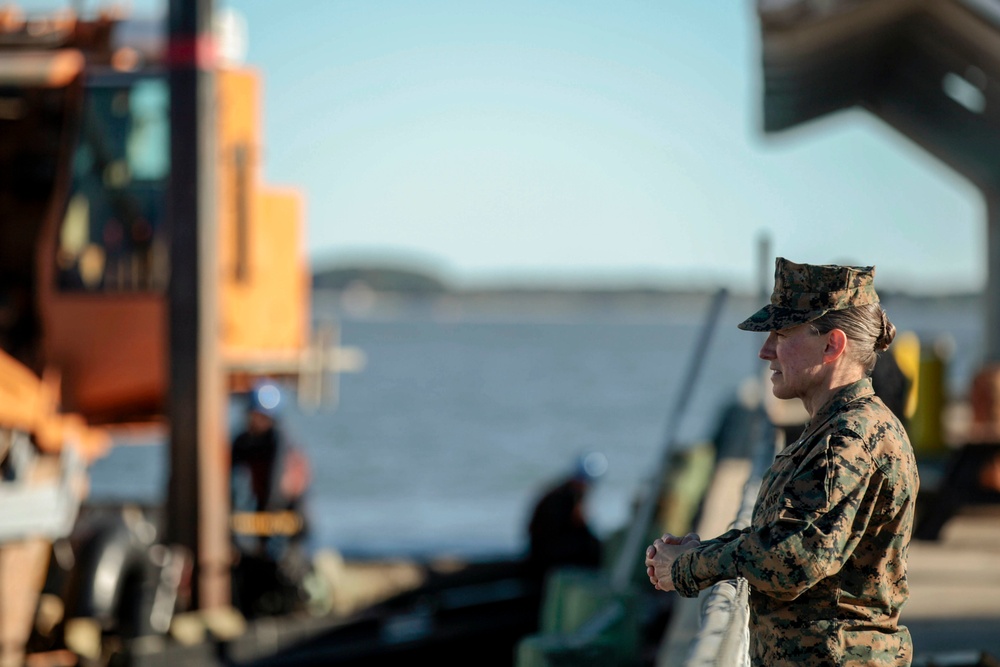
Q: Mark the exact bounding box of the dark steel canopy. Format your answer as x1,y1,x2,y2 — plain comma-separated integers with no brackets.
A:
756,0,1000,361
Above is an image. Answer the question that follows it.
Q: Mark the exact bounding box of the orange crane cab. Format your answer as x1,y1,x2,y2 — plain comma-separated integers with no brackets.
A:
0,6,360,664
19,12,316,421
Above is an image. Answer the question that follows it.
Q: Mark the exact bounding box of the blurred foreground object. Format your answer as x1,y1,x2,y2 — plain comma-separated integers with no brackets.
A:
0,3,359,664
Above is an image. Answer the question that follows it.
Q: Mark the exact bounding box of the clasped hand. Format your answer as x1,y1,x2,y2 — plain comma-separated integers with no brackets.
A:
645,532,700,592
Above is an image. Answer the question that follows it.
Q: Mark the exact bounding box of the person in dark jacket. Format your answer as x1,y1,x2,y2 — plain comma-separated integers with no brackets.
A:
870,346,912,428
526,453,606,582
231,383,311,513
230,381,313,617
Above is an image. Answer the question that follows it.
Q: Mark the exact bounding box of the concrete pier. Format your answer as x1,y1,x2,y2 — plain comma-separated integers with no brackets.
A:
906,507,1000,661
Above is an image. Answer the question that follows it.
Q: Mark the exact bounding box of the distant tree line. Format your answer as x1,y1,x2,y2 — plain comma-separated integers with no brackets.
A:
311,263,983,302
312,265,448,293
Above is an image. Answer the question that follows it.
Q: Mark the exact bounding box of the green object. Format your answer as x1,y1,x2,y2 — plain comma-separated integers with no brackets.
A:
516,634,620,667
516,568,640,667
658,442,716,538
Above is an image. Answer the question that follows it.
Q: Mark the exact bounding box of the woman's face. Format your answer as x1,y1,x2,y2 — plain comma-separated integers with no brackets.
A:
758,323,829,402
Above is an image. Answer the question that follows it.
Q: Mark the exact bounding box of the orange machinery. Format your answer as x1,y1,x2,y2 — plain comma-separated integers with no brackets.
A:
1,6,319,420
0,6,349,665
25,16,313,421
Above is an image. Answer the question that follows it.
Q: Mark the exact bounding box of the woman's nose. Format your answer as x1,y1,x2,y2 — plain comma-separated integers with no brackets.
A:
759,334,776,360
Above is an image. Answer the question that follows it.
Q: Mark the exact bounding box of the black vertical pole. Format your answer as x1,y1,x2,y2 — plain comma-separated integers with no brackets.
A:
757,231,771,305
986,193,1000,364
166,0,229,609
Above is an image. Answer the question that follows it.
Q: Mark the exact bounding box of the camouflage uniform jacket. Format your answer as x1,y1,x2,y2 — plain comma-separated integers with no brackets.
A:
671,377,919,666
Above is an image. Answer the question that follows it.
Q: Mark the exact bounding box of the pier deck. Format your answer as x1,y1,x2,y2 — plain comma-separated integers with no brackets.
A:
906,506,1000,661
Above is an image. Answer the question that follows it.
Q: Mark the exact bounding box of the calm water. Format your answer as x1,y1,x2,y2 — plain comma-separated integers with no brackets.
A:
87,290,984,560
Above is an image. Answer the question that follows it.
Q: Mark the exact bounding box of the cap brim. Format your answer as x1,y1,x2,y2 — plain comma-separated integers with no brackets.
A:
737,304,828,332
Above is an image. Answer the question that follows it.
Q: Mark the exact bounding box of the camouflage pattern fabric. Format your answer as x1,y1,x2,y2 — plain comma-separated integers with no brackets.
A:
671,378,919,667
739,257,879,332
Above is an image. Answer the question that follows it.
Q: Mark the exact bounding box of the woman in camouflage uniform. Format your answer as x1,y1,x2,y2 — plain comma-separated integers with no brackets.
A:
645,258,919,667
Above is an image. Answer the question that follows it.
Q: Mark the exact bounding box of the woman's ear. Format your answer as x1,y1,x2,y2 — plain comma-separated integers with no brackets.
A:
823,328,848,364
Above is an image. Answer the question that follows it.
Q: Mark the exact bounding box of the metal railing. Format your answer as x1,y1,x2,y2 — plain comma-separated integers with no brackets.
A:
684,407,779,667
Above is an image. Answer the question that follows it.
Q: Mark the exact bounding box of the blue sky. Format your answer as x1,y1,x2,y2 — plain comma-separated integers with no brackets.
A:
225,0,982,292
25,0,986,292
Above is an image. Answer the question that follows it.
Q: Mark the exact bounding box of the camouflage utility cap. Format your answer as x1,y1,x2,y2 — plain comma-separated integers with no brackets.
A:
738,257,879,332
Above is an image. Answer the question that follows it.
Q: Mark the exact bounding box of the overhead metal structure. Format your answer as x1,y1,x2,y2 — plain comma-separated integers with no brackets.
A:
756,0,1000,361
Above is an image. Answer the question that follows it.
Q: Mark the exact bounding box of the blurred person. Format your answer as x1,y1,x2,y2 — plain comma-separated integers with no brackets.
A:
230,381,314,618
870,347,912,428
231,382,310,516
526,452,606,582
645,258,919,666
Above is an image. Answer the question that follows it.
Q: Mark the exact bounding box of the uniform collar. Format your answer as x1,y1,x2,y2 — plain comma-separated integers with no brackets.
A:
795,377,874,446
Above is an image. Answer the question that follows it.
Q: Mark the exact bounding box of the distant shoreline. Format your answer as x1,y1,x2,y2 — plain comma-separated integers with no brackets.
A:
312,266,982,302
311,281,984,326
